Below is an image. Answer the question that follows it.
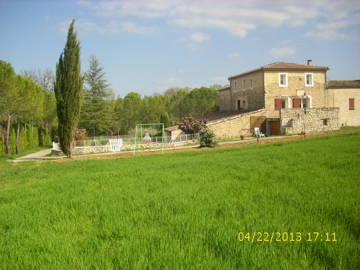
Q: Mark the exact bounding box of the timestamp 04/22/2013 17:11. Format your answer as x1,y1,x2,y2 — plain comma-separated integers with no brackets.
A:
237,232,337,243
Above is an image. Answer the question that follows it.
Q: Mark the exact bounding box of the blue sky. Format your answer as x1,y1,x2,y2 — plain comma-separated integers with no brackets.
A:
1,0,359,97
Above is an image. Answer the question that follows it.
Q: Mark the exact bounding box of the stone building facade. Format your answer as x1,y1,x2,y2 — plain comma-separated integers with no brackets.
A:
167,61,358,139
325,80,360,126
213,60,359,138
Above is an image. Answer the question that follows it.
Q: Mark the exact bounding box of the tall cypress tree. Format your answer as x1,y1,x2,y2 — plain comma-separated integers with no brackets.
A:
54,20,83,158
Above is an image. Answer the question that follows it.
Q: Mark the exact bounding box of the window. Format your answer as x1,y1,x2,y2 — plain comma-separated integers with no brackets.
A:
281,99,286,109
302,98,307,108
349,98,355,110
305,73,314,87
275,98,282,110
323,119,328,126
243,79,253,89
237,100,241,110
292,98,301,108
279,73,288,87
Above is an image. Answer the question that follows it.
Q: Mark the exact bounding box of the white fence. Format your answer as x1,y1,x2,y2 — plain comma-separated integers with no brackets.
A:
68,134,198,154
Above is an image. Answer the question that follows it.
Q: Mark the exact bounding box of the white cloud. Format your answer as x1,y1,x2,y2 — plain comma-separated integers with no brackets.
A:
179,32,211,49
304,30,351,41
76,0,360,40
76,0,93,7
58,19,155,35
120,22,156,34
227,52,241,58
304,13,360,41
189,32,210,43
269,47,296,57
77,1,277,37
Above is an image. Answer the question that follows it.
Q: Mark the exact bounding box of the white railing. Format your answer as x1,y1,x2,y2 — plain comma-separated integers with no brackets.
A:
73,133,198,153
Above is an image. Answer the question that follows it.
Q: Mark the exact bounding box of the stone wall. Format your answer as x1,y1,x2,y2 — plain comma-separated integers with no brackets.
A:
73,145,110,155
280,107,339,134
207,109,266,138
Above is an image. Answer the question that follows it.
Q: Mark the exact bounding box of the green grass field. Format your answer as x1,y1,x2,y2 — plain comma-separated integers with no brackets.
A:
0,133,359,269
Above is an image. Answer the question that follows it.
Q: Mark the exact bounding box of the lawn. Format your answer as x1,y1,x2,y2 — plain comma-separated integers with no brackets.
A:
0,133,359,269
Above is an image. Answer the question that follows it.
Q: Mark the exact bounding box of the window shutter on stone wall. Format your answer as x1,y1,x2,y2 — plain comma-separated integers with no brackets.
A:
292,98,301,108
349,98,355,110
275,98,282,110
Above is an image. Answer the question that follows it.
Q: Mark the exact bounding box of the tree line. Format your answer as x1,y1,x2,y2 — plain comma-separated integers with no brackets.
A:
0,57,222,154
0,60,57,154
78,55,222,137
1,22,224,155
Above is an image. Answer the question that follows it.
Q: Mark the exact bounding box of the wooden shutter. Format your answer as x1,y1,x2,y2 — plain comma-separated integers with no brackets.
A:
292,98,301,108
274,98,282,110
349,98,355,110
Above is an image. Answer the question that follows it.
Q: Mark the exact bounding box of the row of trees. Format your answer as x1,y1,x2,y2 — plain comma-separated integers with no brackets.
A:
79,56,221,136
0,60,57,154
0,55,221,155
1,21,224,155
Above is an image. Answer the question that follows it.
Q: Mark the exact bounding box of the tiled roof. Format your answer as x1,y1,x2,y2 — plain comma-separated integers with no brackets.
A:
327,80,360,89
263,61,328,70
229,61,329,79
217,86,230,91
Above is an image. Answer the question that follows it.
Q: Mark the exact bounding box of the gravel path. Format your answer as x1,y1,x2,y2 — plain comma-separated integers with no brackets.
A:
12,149,64,162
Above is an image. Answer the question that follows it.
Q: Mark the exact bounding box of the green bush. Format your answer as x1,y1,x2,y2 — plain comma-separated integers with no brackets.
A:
199,128,216,148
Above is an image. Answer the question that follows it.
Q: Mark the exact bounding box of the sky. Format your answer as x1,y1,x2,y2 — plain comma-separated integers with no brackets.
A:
0,0,359,97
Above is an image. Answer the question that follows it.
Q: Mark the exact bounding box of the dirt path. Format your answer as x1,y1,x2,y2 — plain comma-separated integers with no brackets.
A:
12,149,63,162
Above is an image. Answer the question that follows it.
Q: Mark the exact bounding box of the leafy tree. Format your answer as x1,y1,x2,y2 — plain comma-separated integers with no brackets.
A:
159,112,170,128
0,60,18,153
79,55,114,135
54,20,83,158
113,97,127,135
208,84,228,90
165,88,190,121
14,76,45,153
141,95,169,124
121,92,142,133
22,68,55,92
185,87,219,117
22,68,57,141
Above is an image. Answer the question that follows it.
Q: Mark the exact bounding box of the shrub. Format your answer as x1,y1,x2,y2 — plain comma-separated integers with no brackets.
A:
199,128,216,148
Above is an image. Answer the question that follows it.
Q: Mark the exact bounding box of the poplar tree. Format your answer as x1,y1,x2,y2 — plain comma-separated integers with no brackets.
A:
54,20,83,158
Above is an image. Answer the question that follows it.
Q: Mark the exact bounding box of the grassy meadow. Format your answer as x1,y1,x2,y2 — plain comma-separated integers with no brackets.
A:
0,133,359,269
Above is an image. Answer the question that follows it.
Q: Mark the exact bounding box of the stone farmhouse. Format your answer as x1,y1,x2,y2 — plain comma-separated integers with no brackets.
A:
167,60,360,139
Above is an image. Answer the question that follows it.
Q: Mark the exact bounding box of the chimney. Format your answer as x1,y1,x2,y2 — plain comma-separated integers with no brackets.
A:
307,59,313,65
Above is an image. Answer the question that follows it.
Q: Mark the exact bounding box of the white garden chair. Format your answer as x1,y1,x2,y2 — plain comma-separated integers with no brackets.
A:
254,127,265,137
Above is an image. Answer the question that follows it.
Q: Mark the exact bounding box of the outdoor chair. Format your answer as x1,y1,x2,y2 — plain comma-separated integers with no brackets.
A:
254,127,265,137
